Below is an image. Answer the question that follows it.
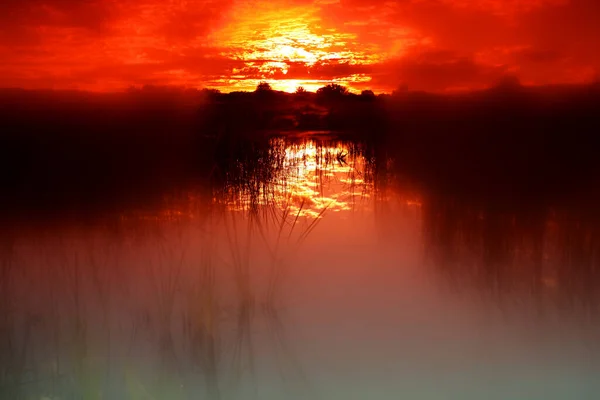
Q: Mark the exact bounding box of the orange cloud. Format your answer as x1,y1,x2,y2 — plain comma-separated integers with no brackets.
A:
0,0,598,92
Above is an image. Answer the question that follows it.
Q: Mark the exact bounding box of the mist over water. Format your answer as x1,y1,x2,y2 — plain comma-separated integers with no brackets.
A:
2,135,600,400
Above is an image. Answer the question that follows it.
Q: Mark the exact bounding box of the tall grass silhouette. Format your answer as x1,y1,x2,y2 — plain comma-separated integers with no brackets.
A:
0,135,349,399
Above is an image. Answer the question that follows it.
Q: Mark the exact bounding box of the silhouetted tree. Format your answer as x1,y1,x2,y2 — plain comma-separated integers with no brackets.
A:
256,81,273,93
254,81,276,104
316,83,349,104
317,83,348,97
294,86,310,102
360,89,376,101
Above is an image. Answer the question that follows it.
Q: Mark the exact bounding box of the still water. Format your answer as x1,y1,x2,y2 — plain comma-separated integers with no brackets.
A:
2,136,600,399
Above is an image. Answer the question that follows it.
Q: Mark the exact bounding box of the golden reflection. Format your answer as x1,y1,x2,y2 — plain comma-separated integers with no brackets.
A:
231,138,372,218
112,138,426,223
279,139,371,218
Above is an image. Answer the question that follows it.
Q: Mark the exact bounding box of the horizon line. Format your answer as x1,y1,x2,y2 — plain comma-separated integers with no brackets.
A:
1,80,599,97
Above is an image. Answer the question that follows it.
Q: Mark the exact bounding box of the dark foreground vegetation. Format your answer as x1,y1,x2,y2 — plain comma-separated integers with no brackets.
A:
1,80,600,221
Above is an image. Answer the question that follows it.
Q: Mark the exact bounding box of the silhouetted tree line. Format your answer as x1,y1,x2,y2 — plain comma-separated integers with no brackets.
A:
195,82,385,137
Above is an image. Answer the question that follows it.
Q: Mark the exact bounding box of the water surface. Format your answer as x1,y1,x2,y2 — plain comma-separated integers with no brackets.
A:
2,135,600,400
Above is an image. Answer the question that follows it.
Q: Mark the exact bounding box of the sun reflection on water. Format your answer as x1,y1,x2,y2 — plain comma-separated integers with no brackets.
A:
228,137,373,219
118,137,424,222
279,138,371,218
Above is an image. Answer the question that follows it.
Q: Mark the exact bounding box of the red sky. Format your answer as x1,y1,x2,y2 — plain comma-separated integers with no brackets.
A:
1,0,599,93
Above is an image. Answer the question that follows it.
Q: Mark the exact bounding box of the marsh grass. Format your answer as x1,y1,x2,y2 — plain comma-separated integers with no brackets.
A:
0,134,332,400
3,126,600,399
206,136,364,398
217,203,323,400
0,235,46,400
178,215,223,400
62,250,107,400
0,238,16,397
421,192,600,329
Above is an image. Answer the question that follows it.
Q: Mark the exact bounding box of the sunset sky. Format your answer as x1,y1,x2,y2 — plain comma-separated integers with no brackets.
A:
1,0,599,93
